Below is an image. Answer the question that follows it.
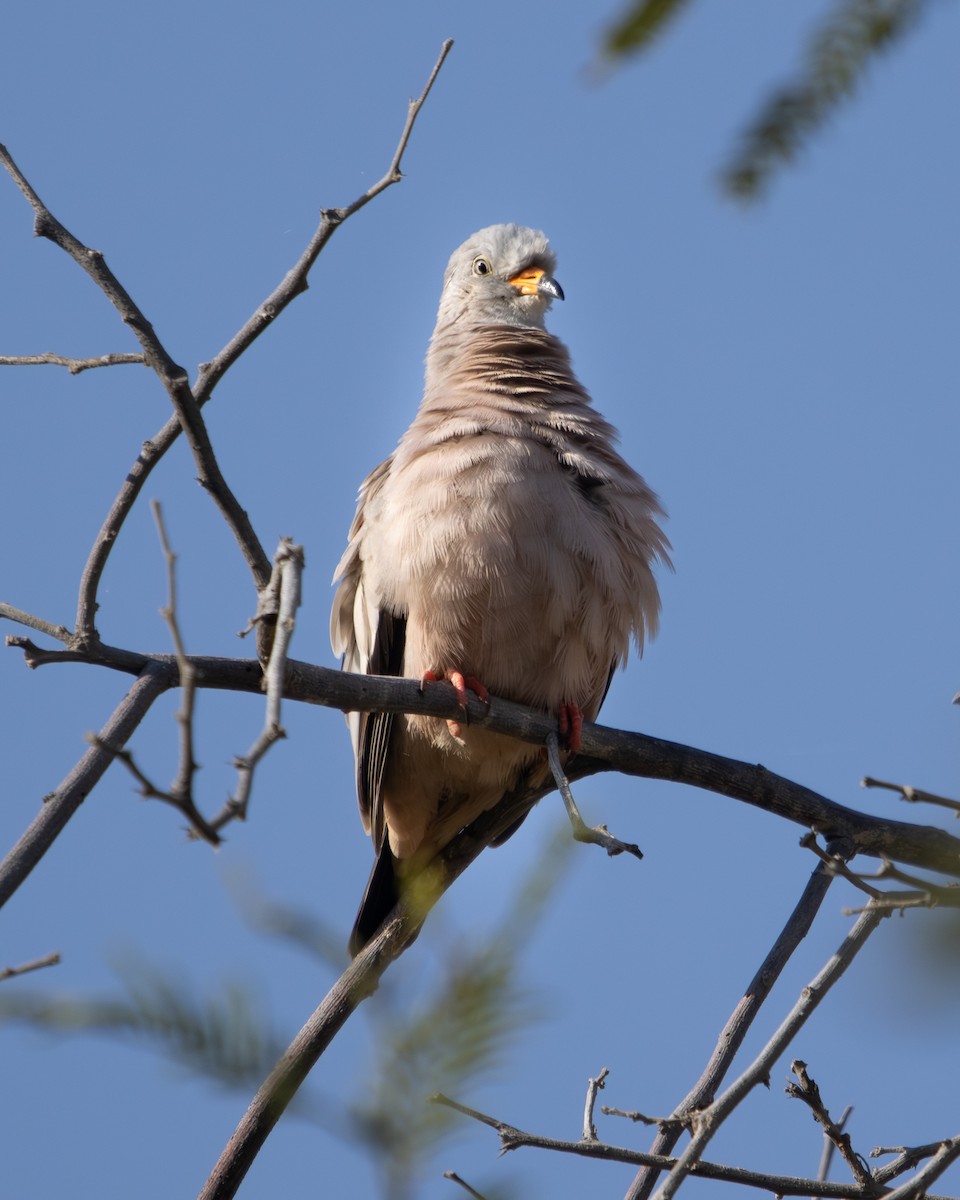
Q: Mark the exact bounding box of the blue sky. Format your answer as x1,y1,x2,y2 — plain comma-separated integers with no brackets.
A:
1,2,958,1197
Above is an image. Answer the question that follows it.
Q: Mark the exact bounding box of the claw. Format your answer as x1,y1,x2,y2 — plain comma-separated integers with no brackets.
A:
421,669,490,738
558,702,584,753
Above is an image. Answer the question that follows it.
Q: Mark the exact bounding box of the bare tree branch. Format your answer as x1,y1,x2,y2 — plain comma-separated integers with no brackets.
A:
0,38,453,650
442,1171,489,1199
0,351,146,373
0,664,171,909
624,859,836,1200
151,500,198,803
0,603,71,644
0,951,61,982
648,900,889,1200
872,1142,959,1186
4,625,960,913
84,733,220,846
862,775,960,818
819,1104,854,1184
206,539,304,833
0,144,273,596
583,1067,610,1141
194,38,453,396
786,1061,870,1188
880,1137,960,1200
431,1092,954,1199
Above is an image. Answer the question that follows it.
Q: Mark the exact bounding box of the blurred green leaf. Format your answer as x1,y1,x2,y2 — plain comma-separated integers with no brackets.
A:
723,0,926,199
602,0,695,58
0,956,285,1088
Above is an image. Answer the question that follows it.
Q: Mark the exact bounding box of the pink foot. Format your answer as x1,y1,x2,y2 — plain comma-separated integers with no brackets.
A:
421,669,490,737
558,703,584,753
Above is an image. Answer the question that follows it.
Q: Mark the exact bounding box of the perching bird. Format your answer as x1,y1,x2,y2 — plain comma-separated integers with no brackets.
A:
331,224,669,955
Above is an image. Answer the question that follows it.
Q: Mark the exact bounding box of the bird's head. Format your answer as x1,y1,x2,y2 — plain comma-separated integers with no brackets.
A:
434,224,564,331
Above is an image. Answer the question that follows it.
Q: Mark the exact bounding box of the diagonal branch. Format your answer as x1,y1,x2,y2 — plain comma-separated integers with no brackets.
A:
195,39,453,395
624,859,837,1200
0,39,453,646
648,900,890,1200
0,663,171,909
0,141,272,597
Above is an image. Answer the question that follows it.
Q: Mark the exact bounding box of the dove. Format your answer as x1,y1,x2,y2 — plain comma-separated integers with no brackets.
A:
331,224,669,954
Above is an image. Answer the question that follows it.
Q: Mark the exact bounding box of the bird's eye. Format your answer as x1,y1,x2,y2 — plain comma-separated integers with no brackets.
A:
472,257,491,276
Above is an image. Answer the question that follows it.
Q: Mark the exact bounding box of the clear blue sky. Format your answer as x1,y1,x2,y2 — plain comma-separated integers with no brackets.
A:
2,2,958,1197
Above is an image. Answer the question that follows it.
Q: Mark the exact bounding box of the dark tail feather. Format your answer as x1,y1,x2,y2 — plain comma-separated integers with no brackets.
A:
349,847,400,957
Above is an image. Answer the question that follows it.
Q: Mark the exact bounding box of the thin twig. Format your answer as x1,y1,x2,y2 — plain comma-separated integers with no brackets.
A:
442,1171,489,1199
785,1063,869,1187
0,143,272,596
206,540,304,833
430,1093,953,1199
2,42,452,647
879,1136,960,1200
863,776,960,817
800,831,885,900
648,901,890,1200
841,860,960,912
624,860,836,1200
0,951,61,982
194,38,454,397
872,1142,954,1185
583,1067,609,1141
86,735,220,846
818,1104,853,1184
546,732,642,860
0,664,171,909
151,500,198,802
0,351,146,373
0,603,72,644
602,1107,668,1129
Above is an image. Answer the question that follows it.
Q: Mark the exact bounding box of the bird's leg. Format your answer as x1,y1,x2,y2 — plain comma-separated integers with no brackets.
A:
420,669,490,738
558,702,584,753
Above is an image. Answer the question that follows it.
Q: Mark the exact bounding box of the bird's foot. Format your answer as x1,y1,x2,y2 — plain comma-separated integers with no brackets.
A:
421,669,490,738
558,702,584,753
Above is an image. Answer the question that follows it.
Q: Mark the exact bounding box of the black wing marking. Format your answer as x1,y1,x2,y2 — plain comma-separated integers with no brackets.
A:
356,607,407,851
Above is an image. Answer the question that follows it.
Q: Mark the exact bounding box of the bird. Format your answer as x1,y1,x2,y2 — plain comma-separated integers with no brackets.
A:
331,223,669,955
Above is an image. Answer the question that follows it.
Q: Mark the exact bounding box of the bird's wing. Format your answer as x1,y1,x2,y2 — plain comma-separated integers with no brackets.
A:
330,455,404,850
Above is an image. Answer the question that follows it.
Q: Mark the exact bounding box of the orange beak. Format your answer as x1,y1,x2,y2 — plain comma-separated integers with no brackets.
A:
507,266,564,300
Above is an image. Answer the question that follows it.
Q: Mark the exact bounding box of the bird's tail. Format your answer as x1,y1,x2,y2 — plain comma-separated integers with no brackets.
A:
349,846,400,957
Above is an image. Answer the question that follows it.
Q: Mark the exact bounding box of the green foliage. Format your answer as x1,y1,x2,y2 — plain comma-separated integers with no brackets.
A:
0,956,284,1088
722,0,925,199
0,832,574,1196
602,0,694,57
600,0,931,200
